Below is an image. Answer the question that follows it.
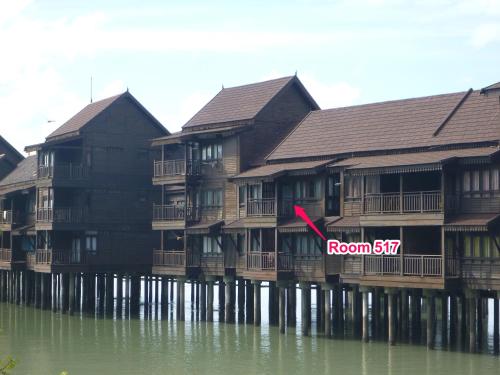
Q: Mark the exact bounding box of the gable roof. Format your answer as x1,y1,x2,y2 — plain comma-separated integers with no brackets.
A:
0,135,23,164
182,76,319,129
267,89,500,161
46,91,168,140
0,155,37,192
481,82,500,94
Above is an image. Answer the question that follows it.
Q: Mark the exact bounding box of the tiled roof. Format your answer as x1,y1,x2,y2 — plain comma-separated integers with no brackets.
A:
268,89,500,161
47,92,167,140
152,124,247,146
47,94,124,139
329,146,499,172
326,216,360,231
183,76,296,129
445,213,500,229
0,155,37,188
233,159,331,180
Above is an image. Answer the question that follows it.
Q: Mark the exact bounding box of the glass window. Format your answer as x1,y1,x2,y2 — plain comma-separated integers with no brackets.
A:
239,185,246,206
482,170,490,192
345,176,361,199
473,235,481,257
492,169,499,191
201,143,222,161
463,171,471,192
85,235,97,252
472,171,480,191
463,234,472,257
491,236,500,258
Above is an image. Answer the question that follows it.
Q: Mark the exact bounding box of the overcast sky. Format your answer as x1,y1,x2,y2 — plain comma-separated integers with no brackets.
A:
1,0,500,153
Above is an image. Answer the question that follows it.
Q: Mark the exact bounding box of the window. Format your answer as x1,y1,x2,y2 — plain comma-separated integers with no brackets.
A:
463,233,500,258
85,234,97,253
201,189,222,207
201,143,222,161
239,185,246,207
326,175,340,216
462,168,500,197
249,184,262,199
295,234,321,257
202,235,222,254
345,176,361,199
295,179,320,200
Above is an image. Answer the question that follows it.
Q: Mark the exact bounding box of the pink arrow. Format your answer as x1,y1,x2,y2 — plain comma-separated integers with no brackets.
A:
294,205,326,241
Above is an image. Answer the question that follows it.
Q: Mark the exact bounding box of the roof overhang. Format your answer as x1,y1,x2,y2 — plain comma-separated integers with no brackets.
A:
277,217,322,233
185,220,224,235
152,124,249,147
25,134,83,152
444,214,500,232
326,217,361,233
328,147,500,176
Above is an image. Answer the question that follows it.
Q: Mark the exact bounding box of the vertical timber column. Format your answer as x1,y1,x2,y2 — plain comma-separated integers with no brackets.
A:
105,273,114,316
160,277,168,318
169,279,174,302
441,293,448,347
40,273,47,310
245,280,254,324
386,288,397,346
34,272,39,308
143,275,149,317
361,286,370,342
130,275,140,316
300,283,311,336
61,273,69,313
466,290,478,353
177,278,185,321
269,281,277,325
278,281,287,334
449,294,458,346
252,280,261,326
89,273,97,314
75,273,82,312
425,290,436,349
493,292,499,354
287,284,295,327
224,277,235,323
401,289,409,342
97,273,105,314
68,273,75,315
316,285,322,330
237,279,245,323
200,280,207,321
207,278,214,322
218,280,225,322
323,284,332,338
116,274,123,316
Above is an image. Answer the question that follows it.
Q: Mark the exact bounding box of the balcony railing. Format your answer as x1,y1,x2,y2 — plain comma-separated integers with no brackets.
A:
362,254,445,277
153,159,201,178
247,198,276,216
153,204,185,221
34,249,84,265
246,251,293,271
0,249,12,262
153,250,186,267
0,210,12,225
38,163,88,180
36,207,86,223
363,190,441,214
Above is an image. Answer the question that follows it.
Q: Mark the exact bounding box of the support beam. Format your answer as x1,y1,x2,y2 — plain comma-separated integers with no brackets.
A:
207,279,214,322
300,283,311,336
361,287,370,342
386,288,397,345
252,280,261,326
425,290,436,349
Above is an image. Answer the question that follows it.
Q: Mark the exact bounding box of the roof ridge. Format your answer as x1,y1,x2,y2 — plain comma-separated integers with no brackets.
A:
316,89,471,114
222,75,294,91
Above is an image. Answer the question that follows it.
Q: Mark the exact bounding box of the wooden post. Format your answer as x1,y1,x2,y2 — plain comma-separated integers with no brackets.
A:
253,280,261,326
218,280,225,322
68,273,75,315
177,278,185,321
449,295,458,346
361,287,369,342
401,289,409,341
246,280,254,324
116,274,123,315
237,279,245,323
386,288,397,345
278,284,286,334
200,281,206,321
425,290,436,349
300,283,311,336
40,273,47,310
441,294,448,347
467,291,477,353
224,277,235,323
207,279,214,322
324,285,332,338
161,276,168,318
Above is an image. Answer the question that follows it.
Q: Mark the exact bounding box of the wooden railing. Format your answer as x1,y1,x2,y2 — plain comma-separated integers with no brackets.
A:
0,210,12,225
363,190,441,214
246,252,293,271
38,163,88,180
26,253,36,268
461,258,500,280
153,159,202,178
153,250,185,267
154,159,185,177
36,207,86,223
187,206,223,222
403,255,442,276
362,254,445,277
34,249,84,265
200,160,223,176
278,199,322,217
153,204,185,221
247,198,276,216
0,249,12,262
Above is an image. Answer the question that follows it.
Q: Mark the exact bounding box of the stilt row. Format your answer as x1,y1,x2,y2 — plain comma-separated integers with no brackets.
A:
1,270,499,353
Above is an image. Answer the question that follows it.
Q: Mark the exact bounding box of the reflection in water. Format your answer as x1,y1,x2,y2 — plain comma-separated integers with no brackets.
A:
2,289,500,375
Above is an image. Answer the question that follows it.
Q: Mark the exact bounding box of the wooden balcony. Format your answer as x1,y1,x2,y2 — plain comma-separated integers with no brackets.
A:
461,258,500,289
38,163,89,180
246,251,293,271
363,190,441,214
152,204,185,221
35,249,84,265
247,198,276,216
153,159,201,184
153,250,186,267
36,207,86,224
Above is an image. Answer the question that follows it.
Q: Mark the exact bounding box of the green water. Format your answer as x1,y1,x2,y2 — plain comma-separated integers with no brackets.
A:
1,300,500,375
